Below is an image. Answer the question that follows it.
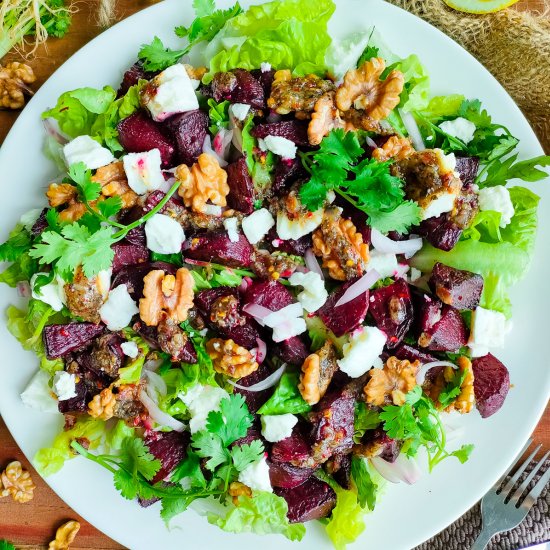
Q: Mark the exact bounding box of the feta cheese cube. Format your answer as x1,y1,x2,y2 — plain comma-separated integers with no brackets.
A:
421,191,459,220
468,306,506,357
30,272,66,312
123,149,166,195
478,185,515,228
63,135,115,170
179,384,229,434
338,326,387,378
145,213,186,254
439,117,476,145
223,217,240,243
276,209,324,240
260,135,297,160
241,208,275,245
367,251,398,279
99,284,139,331
121,341,139,359
260,62,272,73
263,302,307,342
230,103,251,121
238,457,272,493
288,271,328,312
261,414,298,443
436,150,457,175
142,63,199,122
52,371,78,401
21,370,59,413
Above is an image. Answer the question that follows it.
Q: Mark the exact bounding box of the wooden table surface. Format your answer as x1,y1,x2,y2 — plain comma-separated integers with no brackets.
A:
0,0,548,548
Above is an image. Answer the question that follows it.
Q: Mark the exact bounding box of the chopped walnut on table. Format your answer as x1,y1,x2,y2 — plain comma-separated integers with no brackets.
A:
91,161,139,208
0,460,36,503
308,92,344,146
372,136,414,162
139,268,194,327
176,153,229,215
0,62,36,110
228,481,252,506
206,338,259,378
312,207,369,281
299,341,339,406
364,356,419,407
48,520,81,550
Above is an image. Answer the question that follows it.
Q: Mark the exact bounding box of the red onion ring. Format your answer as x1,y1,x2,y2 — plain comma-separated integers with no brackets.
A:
304,248,324,280
250,337,267,364
416,360,458,385
139,390,186,432
228,364,287,392
400,109,426,151
335,269,381,307
370,454,421,485
371,228,423,259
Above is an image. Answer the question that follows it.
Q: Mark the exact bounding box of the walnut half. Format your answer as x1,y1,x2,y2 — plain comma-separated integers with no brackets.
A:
0,460,35,503
299,341,339,405
49,520,81,550
364,356,419,406
206,338,259,378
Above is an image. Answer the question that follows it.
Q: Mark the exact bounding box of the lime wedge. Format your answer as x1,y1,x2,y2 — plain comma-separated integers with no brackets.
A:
444,0,520,13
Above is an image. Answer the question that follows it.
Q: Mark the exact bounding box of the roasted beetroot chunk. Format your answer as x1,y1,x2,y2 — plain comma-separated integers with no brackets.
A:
79,333,124,378
117,111,176,167
416,214,463,252
369,279,413,349
455,156,480,187
195,287,239,315
272,335,310,366
57,378,89,414
472,353,510,418
162,110,209,166
251,120,309,146
275,477,336,523
429,262,484,310
266,227,312,256
233,364,274,413
393,343,439,365
145,430,190,484
43,323,104,359
270,423,313,468
317,280,369,337
112,261,176,300
118,62,156,97
211,69,265,108
251,68,276,99
111,241,149,274
272,157,306,194
327,453,351,489
244,279,295,311
268,460,315,489
30,208,48,237
184,230,254,268
226,157,255,214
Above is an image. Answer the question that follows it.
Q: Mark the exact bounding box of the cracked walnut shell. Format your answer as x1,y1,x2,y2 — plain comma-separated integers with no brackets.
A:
335,58,404,121
176,153,229,215
139,268,194,326
372,136,414,162
0,62,36,110
0,460,36,503
427,356,475,413
49,520,81,550
364,356,419,406
206,338,259,378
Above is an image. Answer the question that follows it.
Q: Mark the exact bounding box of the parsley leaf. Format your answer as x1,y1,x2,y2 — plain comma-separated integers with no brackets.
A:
69,162,101,202
351,456,378,511
206,393,253,446
138,36,187,72
231,440,265,472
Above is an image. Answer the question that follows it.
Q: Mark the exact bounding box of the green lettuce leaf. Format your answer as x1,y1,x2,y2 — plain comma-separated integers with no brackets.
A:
117,330,150,383
7,300,57,353
106,420,136,452
386,54,430,113
325,485,366,550
418,94,465,119
257,371,311,415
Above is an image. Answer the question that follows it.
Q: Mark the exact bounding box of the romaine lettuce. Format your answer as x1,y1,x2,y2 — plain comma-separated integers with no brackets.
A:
257,371,311,415
325,486,366,550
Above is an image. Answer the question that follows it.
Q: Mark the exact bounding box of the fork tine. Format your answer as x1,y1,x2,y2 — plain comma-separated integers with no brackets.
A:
524,460,550,503
493,438,533,490
499,443,542,496
509,450,550,505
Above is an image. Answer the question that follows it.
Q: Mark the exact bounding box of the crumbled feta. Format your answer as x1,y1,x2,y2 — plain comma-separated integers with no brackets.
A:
230,103,251,121
190,79,201,90
223,217,240,243
142,63,199,122
20,370,59,413
276,209,324,240
63,135,115,170
52,371,78,401
121,341,139,359
263,302,307,342
367,251,398,279
437,150,457,175
260,62,272,73
261,414,298,443
238,456,272,493
145,213,186,254
19,208,42,231
241,208,275,245
468,306,506,357
99,284,139,331
421,190,459,220
478,185,515,228
203,204,223,217
288,271,328,313
409,267,422,283
179,384,229,434
123,149,166,195
96,269,112,300
439,117,476,145
30,272,66,312
338,326,387,378
260,135,297,160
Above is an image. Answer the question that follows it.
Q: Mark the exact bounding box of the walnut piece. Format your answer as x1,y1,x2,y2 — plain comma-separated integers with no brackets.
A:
206,338,259,378
308,93,344,146
299,341,339,405
312,207,369,281
0,62,36,110
453,356,475,414
184,64,207,81
91,161,138,208
364,356,419,406
228,481,252,506
176,153,229,215
46,183,87,222
64,267,108,324
88,387,117,420
335,58,404,121
0,461,36,503
139,268,194,326
49,520,81,550
372,136,414,162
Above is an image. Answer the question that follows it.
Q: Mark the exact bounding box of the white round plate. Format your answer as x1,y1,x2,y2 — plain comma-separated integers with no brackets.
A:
0,1,548,548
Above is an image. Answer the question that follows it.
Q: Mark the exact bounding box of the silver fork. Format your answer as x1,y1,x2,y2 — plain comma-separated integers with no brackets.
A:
471,439,550,550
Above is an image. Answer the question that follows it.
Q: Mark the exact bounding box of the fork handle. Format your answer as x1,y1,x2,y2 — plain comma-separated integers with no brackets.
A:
470,526,496,550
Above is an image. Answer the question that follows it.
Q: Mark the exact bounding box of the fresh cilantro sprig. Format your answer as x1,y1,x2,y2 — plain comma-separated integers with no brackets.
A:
438,369,467,409
138,37,188,72
0,540,16,550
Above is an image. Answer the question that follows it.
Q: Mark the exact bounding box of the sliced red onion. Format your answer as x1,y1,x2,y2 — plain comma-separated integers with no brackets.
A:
43,118,69,145
242,303,274,326
335,269,381,307
365,135,378,148
139,390,186,432
263,302,303,328
213,127,233,157
251,337,267,364
143,358,164,372
228,363,287,392
144,370,167,397
17,281,31,298
370,454,421,485
416,361,458,385
400,109,425,151
304,248,324,280
202,135,228,167
371,228,423,259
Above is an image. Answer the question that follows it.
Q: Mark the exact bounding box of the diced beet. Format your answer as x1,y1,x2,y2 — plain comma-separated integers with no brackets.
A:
232,422,263,448
369,279,413,349
224,324,263,349
57,379,89,414
472,353,510,418
416,214,463,252
413,290,443,335
328,454,352,489
162,110,209,166
211,69,265,109
317,280,369,337
226,157,255,214
363,428,401,463
78,333,124,378
124,225,146,246
272,158,306,194
111,261,176,300
429,262,484,310
251,120,309,146
111,241,149,274
195,287,239,316
118,62,156,97
272,335,310,366
455,156,480,187
419,304,468,352
184,230,254,268
233,364,274,413
244,279,295,312
270,423,313,468
275,477,336,523
43,323,104,359
117,111,176,167
251,68,276,99
266,227,312,256
393,343,439,365
268,460,315,489
144,430,190,484
30,208,48,237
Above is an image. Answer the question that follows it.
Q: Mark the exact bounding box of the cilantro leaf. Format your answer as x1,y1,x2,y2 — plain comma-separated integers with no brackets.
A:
68,162,101,202
451,444,475,464
206,394,253,447
171,450,207,487
353,401,380,444
231,440,265,472
138,36,187,72
119,437,162,481
357,45,379,67
366,200,422,234
113,468,140,500
351,456,378,511
297,175,327,211
0,541,16,550
192,432,229,471
193,0,215,17
458,98,492,127
98,196,123,219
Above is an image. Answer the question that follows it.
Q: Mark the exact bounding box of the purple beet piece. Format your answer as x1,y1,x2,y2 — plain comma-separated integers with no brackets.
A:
232,422,263,448
57,378,89,414
413,290,443,335
145,430,190,484
184,230,254,268
416,214,463,252
195,287,239,316
226,157,255,214
329,454,352,489
43,323,104,359
364,428,401,463
117,110,176,167
317,280,369,337
117,62,156,97
251,120,309,146
393,343,439,365
234,364,274,413
79,333,125,378
275,477,336,523
30,208,48,237
455,156,480,187
419,304,468,352
111,241,149,274
211,69,265,109
251,68,276,99
124,225,146,246
270,423,313,468
268,460,315,489
272,335,310,366
429,262,484,310
162,109,209,166
111,261,176,299
472,353,510,418
244,279,295,312
272,158,306,194
266,227,312,256
369,279,414,349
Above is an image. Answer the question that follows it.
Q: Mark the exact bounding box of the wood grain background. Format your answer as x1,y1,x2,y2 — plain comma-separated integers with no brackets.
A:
0,0,548,548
